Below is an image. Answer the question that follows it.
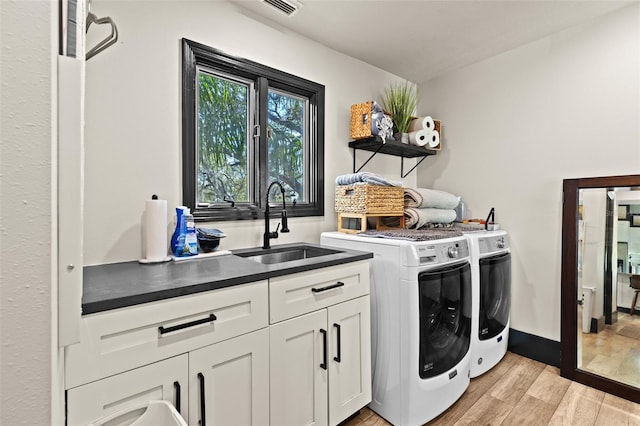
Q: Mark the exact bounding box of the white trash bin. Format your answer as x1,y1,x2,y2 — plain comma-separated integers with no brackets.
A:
582,286,595,333
88,400,187,426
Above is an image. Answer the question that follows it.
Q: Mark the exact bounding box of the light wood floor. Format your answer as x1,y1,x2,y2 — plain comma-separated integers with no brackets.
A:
580,310,640,388
344,351,640,426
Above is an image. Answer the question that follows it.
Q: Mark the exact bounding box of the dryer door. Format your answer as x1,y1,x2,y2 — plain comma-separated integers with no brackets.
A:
417,261,471,379
479,252,511,340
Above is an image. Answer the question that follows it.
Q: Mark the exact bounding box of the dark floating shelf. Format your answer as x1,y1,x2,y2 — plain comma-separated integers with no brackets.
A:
348,136,438,158
348,136,438,178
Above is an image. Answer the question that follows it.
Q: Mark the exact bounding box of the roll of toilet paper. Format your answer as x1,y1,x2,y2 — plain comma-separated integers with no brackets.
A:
408,115,435,132
408,129,430,146
143,197,168,262
427,131,440,148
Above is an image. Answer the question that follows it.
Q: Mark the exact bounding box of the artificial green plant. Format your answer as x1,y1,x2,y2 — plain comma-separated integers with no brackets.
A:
381,81,418,134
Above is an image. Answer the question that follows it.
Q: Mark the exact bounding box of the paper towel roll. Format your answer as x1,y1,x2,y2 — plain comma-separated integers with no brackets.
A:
408,116,435,132
408,129,430,146
427,131,440,149
143,197,168,262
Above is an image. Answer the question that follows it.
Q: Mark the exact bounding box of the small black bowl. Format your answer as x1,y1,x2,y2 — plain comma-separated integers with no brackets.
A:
197,237,220,253
196,228,226,253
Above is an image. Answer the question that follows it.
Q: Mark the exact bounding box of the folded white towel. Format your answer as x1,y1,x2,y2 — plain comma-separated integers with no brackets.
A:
404,187,459,209
404,207,457,228
335,172,402,187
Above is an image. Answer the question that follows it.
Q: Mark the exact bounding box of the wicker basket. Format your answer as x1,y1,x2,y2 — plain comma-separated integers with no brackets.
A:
335,184,404,214
350,101,375,140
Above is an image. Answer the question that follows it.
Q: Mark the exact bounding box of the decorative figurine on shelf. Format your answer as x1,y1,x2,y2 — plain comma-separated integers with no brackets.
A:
371,101,393,143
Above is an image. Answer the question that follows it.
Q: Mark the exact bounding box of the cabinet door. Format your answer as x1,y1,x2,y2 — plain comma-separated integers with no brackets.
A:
270,310,328,426
328,296,372,425
189,328,269,426
66,354,188,426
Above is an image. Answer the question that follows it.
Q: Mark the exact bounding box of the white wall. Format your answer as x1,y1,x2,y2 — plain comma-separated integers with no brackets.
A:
417,4,640,341
0,1,55,424
580,189,607,321
84,0,416,265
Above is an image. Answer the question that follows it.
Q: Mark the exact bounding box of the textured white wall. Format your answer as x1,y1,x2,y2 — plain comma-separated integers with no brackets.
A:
417,4,640,341
0,0,55,424
84,0,416,265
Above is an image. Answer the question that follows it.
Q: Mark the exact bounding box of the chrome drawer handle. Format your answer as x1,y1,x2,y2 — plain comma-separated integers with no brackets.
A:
158,313,216,335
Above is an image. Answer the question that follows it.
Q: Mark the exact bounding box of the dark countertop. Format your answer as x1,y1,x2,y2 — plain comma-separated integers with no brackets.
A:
82,242,373,315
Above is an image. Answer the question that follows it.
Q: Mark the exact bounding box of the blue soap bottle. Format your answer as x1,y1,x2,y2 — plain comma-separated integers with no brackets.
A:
171,206,187,256
183,209,198,256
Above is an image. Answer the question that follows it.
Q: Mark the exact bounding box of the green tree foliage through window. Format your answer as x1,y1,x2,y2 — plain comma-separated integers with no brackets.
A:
197,71,249,203
267,89,306,202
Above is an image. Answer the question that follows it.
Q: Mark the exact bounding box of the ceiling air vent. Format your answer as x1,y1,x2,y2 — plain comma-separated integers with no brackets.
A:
261,0,302,17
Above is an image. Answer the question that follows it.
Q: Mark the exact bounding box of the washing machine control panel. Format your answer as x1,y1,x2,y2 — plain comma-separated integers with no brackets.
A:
415,240,469,265
479,234,510,254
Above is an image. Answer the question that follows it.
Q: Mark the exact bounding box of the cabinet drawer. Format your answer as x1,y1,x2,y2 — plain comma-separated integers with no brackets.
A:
269,261,369,323
66,281,268,389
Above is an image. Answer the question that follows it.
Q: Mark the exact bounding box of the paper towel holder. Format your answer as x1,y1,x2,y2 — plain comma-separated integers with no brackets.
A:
139,194,172,264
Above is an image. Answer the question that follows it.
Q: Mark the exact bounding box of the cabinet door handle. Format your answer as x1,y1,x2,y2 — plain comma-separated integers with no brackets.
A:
333,323,341,363
311,281,345,293
198,372,206,426
158,313,217,335
320,329,327,370
173,381,181,414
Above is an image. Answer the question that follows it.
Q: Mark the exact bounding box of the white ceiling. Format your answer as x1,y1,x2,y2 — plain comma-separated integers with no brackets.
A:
229,0,635,83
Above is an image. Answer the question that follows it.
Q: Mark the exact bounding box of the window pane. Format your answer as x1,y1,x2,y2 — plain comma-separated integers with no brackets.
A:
197,70,250,203
267,89,307,203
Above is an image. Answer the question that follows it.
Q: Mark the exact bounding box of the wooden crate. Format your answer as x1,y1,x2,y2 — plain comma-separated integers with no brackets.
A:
338,213,405,234
335,184,404,215
432,119,442,151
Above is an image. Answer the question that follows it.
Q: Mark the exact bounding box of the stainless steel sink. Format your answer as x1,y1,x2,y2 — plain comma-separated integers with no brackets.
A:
235,245,342,265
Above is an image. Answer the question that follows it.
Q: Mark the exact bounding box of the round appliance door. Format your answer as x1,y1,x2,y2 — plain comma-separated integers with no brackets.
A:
479,252,511,340
417,261,471,379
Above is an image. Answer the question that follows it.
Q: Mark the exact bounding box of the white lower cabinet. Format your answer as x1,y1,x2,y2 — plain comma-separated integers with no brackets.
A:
67,261,371,426
67,329,270,426
66,354,189,426
189,328,270,426
270,296,371,426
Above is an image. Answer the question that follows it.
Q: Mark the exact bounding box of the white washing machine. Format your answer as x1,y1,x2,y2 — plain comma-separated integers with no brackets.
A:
464,229,511,378
320,231,472,426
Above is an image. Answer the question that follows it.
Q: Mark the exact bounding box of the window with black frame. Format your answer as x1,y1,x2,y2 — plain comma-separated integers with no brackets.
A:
181,39,325,221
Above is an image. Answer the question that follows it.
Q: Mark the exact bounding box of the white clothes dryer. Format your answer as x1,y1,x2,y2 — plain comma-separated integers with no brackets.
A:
320,232,472,426
464,229,511,378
